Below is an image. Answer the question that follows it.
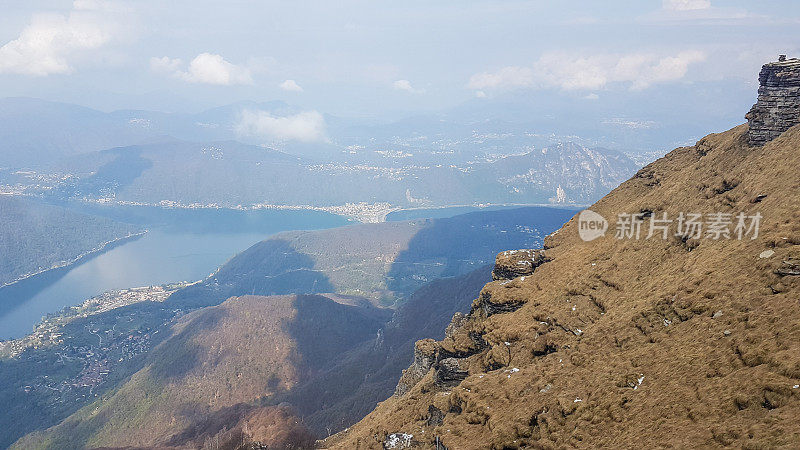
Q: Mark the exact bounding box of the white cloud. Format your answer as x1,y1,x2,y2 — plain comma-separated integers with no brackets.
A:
151,53,252,85
663,0,712,11
279,79,303,92
184,53,252,85
150,56,183,74
468,66,533,90
475,90,487,98
235,110,327,143
469,50,706,92
650,3,750,22
393,79,423,93
0,1,120,76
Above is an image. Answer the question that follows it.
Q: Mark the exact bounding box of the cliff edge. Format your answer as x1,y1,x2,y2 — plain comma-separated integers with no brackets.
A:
747,56,800,146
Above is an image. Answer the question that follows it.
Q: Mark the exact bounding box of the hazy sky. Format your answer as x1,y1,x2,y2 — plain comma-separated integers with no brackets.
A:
1,0,799,117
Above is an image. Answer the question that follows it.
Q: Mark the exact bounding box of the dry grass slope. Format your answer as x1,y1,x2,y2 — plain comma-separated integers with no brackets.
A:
328,124,800,449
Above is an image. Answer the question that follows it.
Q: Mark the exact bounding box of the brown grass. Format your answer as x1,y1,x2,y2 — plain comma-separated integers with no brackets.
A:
327,124,800,449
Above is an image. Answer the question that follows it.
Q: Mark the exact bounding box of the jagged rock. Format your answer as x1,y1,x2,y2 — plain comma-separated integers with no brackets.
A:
491,249,549,281
444,312,467,339
435,357,469,387
746,57,800,146
395,339,437,396
475,288,525,317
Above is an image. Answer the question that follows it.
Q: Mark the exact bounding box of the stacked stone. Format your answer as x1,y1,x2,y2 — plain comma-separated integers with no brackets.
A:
746,57,800,146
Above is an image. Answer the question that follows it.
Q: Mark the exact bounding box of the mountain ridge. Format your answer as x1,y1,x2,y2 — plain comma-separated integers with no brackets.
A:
326,122,800,448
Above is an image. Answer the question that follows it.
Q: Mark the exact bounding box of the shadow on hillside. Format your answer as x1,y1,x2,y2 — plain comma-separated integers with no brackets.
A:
287,295,390,370
274,267,492,437
167,239,336,310
149,306,228,381
385,207,576,296
50,146,153,201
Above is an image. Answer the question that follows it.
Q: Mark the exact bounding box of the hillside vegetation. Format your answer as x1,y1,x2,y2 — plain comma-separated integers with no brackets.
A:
13,294,389,449
12,269,489,449
0,196,142,287
329,124,800,448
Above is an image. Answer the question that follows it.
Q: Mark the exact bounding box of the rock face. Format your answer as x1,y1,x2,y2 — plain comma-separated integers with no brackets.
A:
491,248,549,281
746,56,800,146
394,339,437,396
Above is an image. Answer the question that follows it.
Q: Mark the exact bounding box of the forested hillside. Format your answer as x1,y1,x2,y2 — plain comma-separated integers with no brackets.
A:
0,196,142,287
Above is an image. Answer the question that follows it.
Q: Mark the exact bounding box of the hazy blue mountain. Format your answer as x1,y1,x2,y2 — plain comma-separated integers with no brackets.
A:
0,98,325,168
36,138,635,208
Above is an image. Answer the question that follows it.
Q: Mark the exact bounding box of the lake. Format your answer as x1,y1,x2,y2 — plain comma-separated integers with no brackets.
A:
0,206,350,340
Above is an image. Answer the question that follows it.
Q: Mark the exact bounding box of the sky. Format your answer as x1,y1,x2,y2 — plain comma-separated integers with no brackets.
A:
1,0,799,121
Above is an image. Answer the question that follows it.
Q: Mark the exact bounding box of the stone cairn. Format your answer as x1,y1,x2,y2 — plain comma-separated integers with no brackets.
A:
746,55,800,146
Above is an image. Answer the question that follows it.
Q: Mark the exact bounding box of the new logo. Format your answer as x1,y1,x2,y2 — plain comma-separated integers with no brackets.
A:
578,210,608,242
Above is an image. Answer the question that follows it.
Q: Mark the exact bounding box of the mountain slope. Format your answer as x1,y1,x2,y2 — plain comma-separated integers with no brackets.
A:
11,268,490,449
13,294,390,449
277,267,492,436
329,124,800,448
0,196,142,288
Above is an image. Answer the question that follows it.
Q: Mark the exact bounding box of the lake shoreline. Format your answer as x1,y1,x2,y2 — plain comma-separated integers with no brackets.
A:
70,199,585,224
0,230,148,290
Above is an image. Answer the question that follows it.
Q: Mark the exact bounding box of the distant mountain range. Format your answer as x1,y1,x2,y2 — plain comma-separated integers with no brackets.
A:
0,98,310,168
0,97,641,208
5,137,636,208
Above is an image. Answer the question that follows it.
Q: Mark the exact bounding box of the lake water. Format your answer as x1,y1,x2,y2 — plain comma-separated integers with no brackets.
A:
0,206,350,340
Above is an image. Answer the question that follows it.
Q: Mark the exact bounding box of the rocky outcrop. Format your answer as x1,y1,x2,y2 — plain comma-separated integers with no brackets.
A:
393,255,537,397
394,339,437,396
491,248,549,281
746,56,800,146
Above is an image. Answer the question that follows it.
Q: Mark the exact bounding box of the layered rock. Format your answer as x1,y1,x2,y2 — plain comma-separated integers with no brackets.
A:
746,56,800,146
491,248,549,281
